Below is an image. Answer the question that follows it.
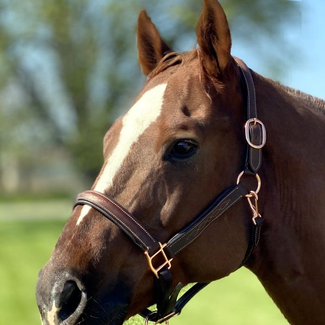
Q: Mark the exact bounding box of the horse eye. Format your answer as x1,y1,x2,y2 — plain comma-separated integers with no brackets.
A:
169,140,198,160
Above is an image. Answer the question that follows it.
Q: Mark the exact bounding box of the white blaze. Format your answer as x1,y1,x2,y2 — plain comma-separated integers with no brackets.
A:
77,83,167,225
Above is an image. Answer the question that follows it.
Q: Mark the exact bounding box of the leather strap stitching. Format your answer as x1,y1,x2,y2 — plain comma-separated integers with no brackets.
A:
88,191,156,243
167,185,245,255
75,192,158,252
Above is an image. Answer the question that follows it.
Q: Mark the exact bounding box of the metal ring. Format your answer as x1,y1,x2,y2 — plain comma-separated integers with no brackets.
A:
244,118,266,149
145,312,157,325
236,171,261,195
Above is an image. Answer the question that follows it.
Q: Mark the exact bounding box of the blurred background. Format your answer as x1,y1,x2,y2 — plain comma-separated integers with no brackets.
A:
0,0,323,324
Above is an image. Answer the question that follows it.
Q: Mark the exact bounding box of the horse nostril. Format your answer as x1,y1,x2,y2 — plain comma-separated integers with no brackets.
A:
54,280,87,323
58,281,82,321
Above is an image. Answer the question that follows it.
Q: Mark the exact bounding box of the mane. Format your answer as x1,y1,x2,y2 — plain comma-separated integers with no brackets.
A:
148,50,199,79
148,49,224,94
276,82,325,115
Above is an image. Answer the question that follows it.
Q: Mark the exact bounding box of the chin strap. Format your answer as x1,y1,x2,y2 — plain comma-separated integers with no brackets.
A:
141,281,209,324
140,270,184,324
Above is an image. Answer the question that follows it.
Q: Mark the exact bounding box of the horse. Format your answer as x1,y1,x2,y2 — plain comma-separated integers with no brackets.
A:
36,0,325,324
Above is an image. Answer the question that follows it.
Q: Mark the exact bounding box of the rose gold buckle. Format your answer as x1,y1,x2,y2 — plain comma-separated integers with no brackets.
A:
144,243,173,279
244,118,266,149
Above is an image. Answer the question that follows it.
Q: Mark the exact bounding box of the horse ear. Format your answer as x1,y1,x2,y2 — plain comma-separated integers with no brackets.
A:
196,0,232,76
137,10,172,76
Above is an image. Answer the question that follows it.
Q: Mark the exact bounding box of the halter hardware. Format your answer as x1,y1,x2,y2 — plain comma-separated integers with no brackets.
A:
144,243,173,279
145,311,177,325
246,191,262,225
73,58,266,325
245,118,267,149
236,171,261,195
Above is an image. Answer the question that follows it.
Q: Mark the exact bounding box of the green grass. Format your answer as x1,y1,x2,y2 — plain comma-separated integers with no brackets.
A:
0,199,73,221
0,201,288,325
0,219,65,325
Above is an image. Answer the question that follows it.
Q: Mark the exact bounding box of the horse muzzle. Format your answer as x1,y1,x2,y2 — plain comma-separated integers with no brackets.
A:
36,268,128,325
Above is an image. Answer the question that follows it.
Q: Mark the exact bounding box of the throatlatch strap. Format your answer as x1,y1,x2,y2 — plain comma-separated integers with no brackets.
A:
240,216,264,267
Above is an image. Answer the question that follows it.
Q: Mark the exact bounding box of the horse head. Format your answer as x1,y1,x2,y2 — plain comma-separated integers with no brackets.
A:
36,0,257,324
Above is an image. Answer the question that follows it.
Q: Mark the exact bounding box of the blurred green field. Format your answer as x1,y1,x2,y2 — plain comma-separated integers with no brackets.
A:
0,200,288,325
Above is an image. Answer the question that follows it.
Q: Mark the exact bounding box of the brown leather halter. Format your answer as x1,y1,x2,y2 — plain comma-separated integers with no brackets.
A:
74,58,267,324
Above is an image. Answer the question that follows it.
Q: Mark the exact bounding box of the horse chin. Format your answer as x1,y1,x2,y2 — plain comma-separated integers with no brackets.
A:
100,307,128,325
83,287,133,325
76,301,129,325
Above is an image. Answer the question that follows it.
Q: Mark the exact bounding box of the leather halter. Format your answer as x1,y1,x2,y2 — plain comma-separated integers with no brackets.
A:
74,58,266,324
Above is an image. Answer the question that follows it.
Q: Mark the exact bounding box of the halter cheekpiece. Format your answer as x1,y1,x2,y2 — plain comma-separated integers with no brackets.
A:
74,58,267,324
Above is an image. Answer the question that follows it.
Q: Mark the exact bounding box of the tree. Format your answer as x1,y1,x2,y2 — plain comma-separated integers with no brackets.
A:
0,0,300,186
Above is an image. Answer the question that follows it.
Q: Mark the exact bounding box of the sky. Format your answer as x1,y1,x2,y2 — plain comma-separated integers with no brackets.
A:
232,0,325,99
282,0,325,99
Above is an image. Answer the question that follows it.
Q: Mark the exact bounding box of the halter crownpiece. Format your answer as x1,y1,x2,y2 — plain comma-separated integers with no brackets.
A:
74,57,266,324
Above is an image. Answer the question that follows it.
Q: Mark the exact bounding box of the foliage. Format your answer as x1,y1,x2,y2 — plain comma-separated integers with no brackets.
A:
0,0,300,186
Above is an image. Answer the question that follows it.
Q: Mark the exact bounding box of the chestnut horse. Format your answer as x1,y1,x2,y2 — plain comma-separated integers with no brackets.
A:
36,0,325,324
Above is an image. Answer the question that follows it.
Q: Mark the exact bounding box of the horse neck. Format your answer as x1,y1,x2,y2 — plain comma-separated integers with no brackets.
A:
246,73,325,325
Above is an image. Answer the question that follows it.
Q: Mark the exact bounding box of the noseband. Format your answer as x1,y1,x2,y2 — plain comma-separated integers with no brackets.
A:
74,58,266,324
